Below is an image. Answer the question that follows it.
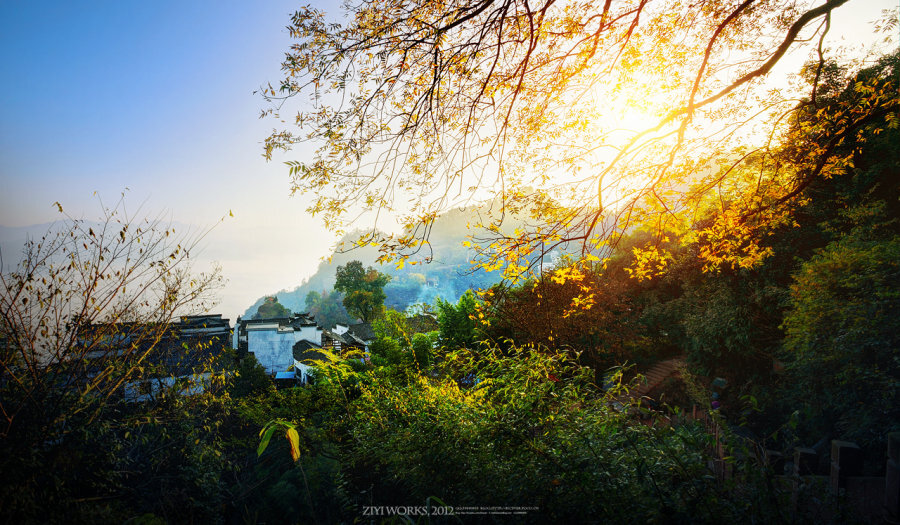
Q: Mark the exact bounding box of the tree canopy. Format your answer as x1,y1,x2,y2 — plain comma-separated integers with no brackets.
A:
436,290,482,350
333,260,391,322
262,0,898,278
253,295,292,319
305,289,352,328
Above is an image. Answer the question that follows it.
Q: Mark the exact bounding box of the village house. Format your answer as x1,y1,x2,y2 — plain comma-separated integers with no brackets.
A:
234,314,376,383
322,322,374,355
75,313,232,401
235,313,336,383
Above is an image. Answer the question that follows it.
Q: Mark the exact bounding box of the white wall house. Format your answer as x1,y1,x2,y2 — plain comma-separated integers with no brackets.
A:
235,314,375,385
236,314,324,376
247,323,296,373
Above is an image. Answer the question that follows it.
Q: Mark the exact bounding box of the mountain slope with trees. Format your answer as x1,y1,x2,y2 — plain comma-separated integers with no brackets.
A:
243,203,525,319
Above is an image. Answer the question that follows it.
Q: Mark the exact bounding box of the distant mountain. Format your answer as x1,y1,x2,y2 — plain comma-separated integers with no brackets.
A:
1,220,200,271
0,222,63,267
242,204,525,319
241,196,622,321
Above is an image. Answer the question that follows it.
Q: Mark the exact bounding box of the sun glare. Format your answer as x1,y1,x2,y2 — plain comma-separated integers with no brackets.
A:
522,74,683,214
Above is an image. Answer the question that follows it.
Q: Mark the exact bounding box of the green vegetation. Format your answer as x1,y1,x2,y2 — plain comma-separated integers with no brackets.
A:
0,199,227,523
782,234,900,449
229,50,898,522
243,209,508,318
304,289,351,329
435,290,481,350
3,23,897,525
252,296,291,319
334,261,391,323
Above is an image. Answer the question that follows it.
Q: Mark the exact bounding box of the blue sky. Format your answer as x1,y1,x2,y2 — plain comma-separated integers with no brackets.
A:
1,0,897,318
1,0,337,317
2,0,302,223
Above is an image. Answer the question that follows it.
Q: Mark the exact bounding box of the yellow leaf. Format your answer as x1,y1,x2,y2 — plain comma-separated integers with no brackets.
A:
286,427,301,462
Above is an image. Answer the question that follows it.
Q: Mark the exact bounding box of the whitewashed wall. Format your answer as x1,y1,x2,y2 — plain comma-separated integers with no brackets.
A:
248,327,294,374
295,325,322,345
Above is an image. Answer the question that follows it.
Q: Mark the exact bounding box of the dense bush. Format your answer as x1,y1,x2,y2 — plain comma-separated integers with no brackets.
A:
782,235,900,448
230,341,802,524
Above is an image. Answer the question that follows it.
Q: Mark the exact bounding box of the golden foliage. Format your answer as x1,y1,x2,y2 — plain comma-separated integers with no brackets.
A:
262,0,896,280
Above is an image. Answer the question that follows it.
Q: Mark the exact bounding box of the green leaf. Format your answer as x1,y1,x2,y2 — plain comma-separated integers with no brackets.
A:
258,425,277,457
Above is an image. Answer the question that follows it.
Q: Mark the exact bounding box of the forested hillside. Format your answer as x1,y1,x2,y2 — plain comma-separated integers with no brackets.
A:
243,204,530,319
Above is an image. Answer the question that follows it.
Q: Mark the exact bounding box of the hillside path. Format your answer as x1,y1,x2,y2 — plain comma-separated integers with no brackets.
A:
633,356,686,398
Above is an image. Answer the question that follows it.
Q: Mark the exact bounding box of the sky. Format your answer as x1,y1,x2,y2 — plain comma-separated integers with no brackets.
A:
0,0,333,318
1,0,897,319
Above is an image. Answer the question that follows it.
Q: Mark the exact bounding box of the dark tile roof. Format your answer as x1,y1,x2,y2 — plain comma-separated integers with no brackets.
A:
322,330,348,345
292,340,327,363
75,316,231,378
238,313,318,332
178,314,228,323
343,333,368,347
347,322,375,342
